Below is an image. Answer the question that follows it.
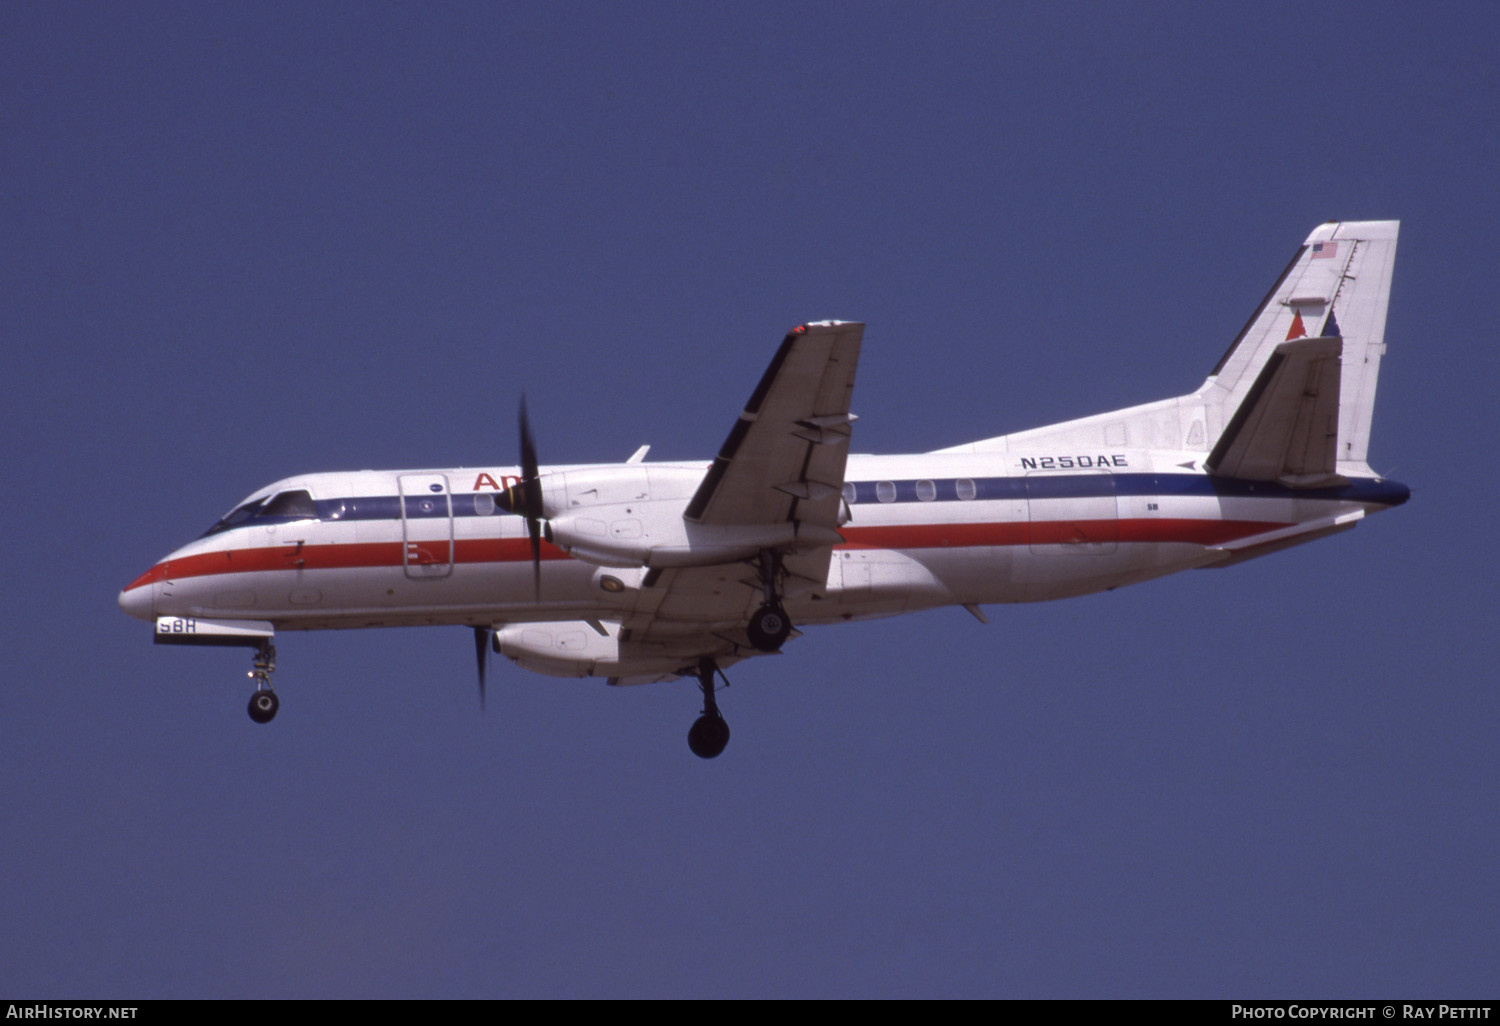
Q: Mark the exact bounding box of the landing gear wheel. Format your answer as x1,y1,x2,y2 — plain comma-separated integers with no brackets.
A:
248,689,279,724
688,713,731,759
245,641,279,724
747,603,791,652
688,656,731,759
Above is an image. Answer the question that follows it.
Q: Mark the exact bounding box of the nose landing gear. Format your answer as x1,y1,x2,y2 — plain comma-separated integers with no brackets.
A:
248,688,279,723
246,641,279,724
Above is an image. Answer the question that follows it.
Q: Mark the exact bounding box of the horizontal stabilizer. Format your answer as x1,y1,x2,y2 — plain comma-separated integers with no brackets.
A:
1204,509,1364,567
1205,336,1343,485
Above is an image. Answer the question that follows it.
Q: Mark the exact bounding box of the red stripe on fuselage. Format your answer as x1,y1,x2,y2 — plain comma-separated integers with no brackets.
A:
124,518,1288,589
123,563,169,592
123,538,568,590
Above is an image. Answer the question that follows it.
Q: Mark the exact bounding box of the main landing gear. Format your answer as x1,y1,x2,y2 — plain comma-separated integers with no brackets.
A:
246,641,279,724
688,657,731,759
746,549,792,653
688,550,795,757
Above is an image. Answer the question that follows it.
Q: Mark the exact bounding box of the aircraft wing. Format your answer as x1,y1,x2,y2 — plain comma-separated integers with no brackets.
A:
684,320,863,529
613,552,824,671
612,321,864,664
617,562,765,652
1204,335,1343,486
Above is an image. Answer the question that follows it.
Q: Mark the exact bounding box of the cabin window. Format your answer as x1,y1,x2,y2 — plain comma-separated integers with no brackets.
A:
916,480,936,502
876,481,897,503
956,478,977,501
474,493,497,516
842,482,857,505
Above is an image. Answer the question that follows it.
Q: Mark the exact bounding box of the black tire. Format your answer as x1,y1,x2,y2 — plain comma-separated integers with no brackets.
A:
248,690,279,724
746,603,791,652
687,714,731,759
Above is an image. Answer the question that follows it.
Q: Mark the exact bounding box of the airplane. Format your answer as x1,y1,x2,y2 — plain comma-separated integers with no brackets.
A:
120,220,1409,759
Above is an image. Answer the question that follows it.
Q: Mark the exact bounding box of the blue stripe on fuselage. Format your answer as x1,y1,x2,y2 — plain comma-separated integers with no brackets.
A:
844,473,1410,506
204,473,1409,537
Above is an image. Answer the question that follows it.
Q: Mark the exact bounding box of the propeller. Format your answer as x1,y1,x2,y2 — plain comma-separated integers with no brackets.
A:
472,625,491,709
518,397,544,595
496,396,546,598
472,398,547,708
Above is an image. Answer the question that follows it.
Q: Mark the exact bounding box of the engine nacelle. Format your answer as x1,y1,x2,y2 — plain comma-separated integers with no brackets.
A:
536,463,842,568
539,465,691,517
493,620,693,680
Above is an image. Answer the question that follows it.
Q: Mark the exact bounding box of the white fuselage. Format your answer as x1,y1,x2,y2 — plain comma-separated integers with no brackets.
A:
119,448,1408,635
116,221,1408,744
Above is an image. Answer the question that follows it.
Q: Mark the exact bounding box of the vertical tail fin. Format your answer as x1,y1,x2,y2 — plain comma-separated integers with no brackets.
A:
1203,220,1399,475
929,221,1399,467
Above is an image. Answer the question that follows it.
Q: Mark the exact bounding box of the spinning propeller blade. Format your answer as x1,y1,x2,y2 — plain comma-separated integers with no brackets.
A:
518,397,543,596
495,396,546,598
472,626,490,709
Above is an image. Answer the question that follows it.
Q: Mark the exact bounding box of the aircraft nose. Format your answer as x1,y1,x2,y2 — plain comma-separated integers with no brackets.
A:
118,573,157,622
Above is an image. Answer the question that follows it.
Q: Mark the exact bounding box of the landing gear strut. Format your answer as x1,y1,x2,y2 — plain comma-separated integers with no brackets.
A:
246,641,279,724
687,657,730,759
747,548,792,652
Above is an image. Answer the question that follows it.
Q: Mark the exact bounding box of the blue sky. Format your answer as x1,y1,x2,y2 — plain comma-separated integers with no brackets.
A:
3,1,1496,997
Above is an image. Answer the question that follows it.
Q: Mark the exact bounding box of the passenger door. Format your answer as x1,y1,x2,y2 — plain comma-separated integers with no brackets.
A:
398,473,454,579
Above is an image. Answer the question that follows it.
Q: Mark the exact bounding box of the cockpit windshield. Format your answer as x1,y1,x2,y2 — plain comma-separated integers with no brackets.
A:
203,489,319,536
259,490,318,519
